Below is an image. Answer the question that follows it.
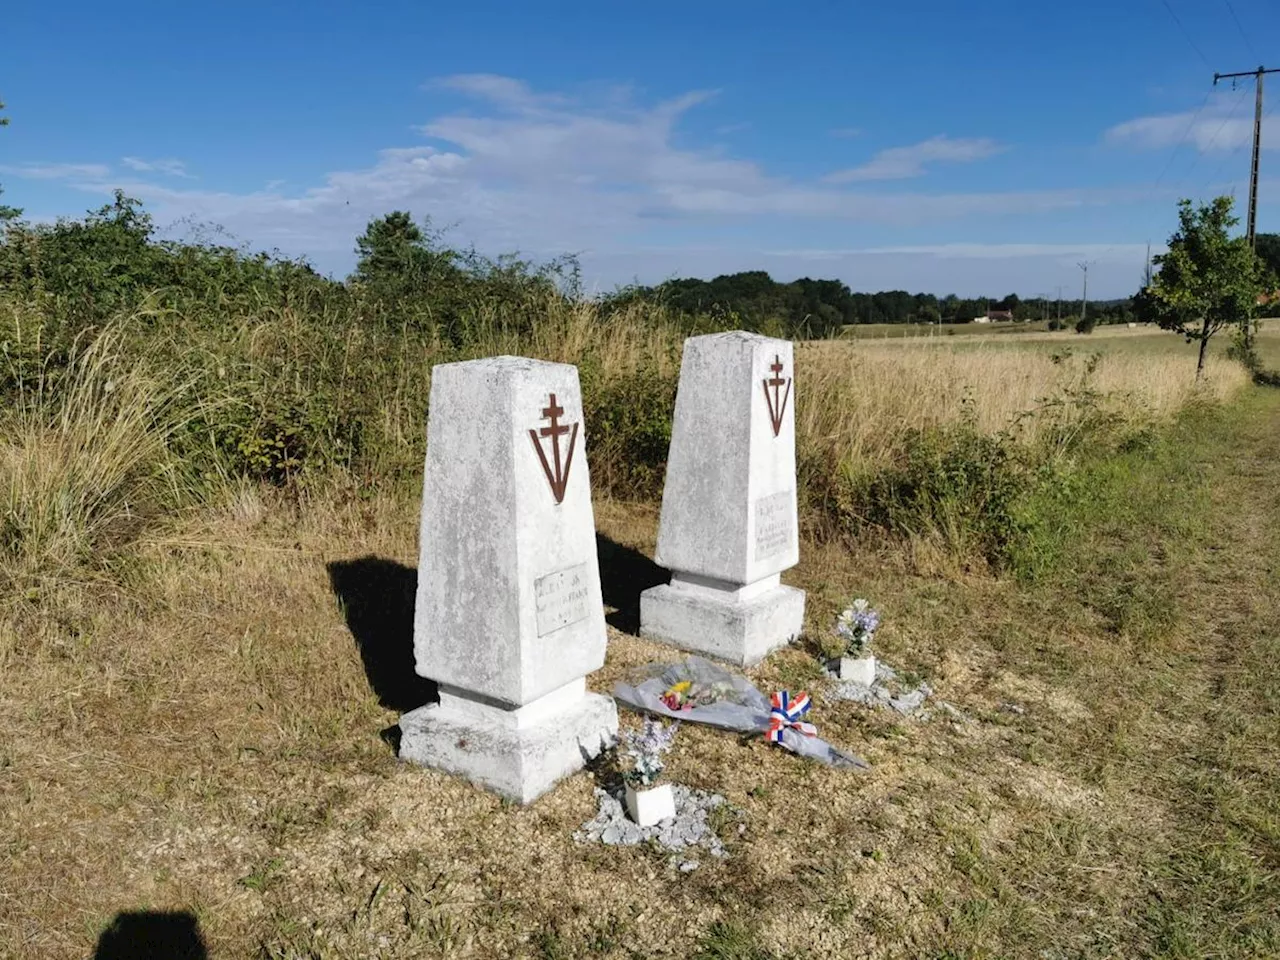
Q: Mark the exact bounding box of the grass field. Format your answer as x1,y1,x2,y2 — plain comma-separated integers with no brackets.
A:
2,322,1278,958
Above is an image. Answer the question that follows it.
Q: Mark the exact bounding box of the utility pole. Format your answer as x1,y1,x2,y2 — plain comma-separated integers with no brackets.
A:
1213,66,1280,348
1077,262,1089,326
1056,285,1062,326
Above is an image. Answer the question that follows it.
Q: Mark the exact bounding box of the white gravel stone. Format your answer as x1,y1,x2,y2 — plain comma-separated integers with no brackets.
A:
575,785,732,860
827,659,934,718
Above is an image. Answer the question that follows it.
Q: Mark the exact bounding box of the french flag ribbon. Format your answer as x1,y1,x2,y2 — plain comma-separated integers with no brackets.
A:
767,690,817,743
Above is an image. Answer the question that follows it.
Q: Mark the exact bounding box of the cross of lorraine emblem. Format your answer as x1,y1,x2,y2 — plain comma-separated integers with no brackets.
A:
528,393,579,504
762,354,792,437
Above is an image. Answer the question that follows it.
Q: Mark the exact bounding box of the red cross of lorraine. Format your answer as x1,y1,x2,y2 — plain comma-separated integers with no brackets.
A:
528,392,579,504
762,354,792,437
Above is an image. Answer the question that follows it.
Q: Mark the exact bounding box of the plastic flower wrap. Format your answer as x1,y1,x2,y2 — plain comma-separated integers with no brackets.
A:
620,716,679,786
613,657,868,769
836,598,880,656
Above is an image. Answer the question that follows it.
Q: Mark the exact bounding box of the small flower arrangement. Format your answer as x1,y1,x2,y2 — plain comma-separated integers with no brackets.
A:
660,678,736,712
620,716,680,787
836,598,880,657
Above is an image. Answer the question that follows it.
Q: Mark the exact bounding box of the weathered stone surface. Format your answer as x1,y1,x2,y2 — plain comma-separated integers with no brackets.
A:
402,356,616,803
640,332,805,664
654,332,799,584
639,577,804,667
399,685,616,804
414,356,606,707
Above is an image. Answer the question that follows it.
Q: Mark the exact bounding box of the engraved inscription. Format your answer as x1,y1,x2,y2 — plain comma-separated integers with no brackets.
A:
753,490,794,561
535,562,591,636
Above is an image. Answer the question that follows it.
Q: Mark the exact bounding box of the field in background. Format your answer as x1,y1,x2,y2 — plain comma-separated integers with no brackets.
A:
2,290,1277,957
842,319,1053,338
802,326,1247,474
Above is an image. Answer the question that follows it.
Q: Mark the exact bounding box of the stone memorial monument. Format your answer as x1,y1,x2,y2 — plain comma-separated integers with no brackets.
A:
639,332,805,666
399,356,617,803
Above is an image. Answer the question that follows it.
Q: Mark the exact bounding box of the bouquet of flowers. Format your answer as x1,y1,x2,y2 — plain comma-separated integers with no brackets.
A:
836,598,880,657
659,677,738,712
619,716,679,787
613,656,867,769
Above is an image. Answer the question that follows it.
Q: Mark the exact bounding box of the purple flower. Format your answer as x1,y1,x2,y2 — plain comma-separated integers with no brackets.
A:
836,598,880,655
621,717,679,786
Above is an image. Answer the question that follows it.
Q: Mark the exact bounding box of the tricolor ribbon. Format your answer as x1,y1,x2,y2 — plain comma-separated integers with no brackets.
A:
767,690,817,743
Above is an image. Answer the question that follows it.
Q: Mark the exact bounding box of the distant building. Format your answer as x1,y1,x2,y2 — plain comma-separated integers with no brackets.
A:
972,309,1014,324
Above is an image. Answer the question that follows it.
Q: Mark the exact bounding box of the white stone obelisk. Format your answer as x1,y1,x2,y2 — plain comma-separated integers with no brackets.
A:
639,332,805,666
399,356,617,803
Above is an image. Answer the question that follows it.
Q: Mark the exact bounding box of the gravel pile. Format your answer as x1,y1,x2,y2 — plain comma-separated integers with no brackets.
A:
575,785,732,867
827,661,936,716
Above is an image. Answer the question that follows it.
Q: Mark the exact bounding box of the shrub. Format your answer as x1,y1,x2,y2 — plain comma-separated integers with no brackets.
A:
580,364,677,499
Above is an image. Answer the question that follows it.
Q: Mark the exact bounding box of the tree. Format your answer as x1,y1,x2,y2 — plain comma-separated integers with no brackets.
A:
1135,196,1263,379
1253,233,1280,301
351,211,461,309
0,96,19,223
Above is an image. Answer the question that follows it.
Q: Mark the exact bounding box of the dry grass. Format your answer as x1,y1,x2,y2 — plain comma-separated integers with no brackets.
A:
0,322,1274,958
797,331,1248,477
0,323,202,593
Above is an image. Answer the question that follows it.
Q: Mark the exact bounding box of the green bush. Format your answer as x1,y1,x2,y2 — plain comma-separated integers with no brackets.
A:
580,364,677,499
819,425,1033,569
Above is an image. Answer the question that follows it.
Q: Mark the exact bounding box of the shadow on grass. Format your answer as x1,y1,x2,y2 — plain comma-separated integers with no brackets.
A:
327,556,436,713
595,533,667,635
94,910,206,960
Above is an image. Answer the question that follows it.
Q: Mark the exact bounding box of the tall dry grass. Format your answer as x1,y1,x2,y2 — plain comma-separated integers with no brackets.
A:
796,337,1249,479
0,289,1253,598
0,322,205,591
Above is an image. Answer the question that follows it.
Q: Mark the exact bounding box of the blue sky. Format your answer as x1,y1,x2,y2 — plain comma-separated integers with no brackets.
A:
3,0,1278,298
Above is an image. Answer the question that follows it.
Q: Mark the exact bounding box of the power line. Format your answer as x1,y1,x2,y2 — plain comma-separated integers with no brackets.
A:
1160,0,1214,71
1087,88,1217,268
1078,261,1092,324
1172,85,1251,193
1211,66,1280,349
1212,66,1279,246
1222,0,1261,60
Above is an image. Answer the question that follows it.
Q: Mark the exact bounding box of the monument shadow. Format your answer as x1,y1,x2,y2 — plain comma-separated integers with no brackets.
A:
595,533,668,635
94,910,206,960
327,556,437,714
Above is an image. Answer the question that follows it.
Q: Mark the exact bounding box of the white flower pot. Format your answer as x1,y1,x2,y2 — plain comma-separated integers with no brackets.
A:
834,654,876,685
624,781,676,827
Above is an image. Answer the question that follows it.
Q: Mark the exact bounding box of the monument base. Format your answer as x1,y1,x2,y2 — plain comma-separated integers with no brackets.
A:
398,679,617,804
639,573,805,667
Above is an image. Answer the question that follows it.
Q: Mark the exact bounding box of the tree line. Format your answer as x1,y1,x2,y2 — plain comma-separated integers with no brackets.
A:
2,183,1277,365
607,272,1141,338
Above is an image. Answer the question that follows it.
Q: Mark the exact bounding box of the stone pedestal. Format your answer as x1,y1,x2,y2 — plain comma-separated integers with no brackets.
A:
640,332,805,666
399,356,617,803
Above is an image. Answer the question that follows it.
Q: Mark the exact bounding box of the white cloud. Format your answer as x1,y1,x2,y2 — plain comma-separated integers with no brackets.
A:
16,76,1159,293
824,135,1005,183
0,162,111,180
432,73,569,112
121,157,192,178
1104,92,1270,153
824,242,1157,261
